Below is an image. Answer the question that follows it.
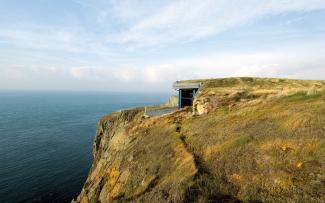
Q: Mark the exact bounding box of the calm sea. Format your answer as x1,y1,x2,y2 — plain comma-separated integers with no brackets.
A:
0,91,169,203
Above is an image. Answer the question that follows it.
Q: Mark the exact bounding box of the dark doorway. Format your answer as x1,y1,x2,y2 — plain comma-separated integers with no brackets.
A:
179,89,198,108
180,90,194,107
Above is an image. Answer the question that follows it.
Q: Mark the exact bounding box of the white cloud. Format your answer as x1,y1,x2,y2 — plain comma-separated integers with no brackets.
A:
2,68,25,80
106,0,325,46
2,45,324,91
1,0,325,91
0,26,115,56
113,68,137,81
2,0,325,52
63,43,325,91
70,66,115,81
70,67,89,79
0,28,80,52
0,65,58,79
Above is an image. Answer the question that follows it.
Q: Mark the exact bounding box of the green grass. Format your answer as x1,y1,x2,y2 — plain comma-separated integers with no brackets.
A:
278,91,323,102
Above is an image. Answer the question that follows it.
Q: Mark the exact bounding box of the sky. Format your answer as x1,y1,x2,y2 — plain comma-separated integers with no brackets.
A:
0,0,325,92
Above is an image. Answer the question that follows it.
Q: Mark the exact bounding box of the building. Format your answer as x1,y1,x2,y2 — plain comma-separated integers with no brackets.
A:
173,81,202,108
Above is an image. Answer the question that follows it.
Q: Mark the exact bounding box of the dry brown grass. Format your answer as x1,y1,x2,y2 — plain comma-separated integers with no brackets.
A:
76,78,325,203
180,87,325,202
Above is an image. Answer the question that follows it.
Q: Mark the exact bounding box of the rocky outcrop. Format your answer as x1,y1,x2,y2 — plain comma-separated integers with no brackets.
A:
73,108,199,203
193,95,217,115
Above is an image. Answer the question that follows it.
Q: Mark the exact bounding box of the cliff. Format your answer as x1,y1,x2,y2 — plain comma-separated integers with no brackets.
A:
74,78,325,203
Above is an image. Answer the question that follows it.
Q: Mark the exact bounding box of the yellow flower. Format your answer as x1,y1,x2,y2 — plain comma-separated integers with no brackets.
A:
296,162,303,168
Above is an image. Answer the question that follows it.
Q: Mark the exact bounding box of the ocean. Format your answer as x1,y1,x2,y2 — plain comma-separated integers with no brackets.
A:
0,91,169,203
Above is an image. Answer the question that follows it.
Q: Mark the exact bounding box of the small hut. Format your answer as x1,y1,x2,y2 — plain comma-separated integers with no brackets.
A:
173,81,201,109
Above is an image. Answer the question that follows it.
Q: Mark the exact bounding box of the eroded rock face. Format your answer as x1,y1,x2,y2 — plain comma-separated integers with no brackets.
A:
193,96,217,115
73,109,198,203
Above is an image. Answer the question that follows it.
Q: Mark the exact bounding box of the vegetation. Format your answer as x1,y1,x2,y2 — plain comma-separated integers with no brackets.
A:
75,78,325,203
181,93,325,202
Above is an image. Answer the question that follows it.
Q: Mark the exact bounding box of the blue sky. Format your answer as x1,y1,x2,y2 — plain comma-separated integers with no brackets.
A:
0,0,325,92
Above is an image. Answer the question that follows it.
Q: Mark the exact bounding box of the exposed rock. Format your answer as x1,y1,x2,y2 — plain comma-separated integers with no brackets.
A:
193,96,216,115
73,108,198,203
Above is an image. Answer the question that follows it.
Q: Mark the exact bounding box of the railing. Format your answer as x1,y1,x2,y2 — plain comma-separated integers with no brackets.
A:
144,105,178,117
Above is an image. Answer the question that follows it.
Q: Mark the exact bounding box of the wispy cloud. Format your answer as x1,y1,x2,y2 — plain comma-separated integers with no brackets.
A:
2,1,325,51
105,0,325,46
1,0,325,91
0,28,81,52
0,25,116,56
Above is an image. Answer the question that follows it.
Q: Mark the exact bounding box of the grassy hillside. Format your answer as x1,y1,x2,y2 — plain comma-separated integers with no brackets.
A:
181,91,325,202
75,78,325,203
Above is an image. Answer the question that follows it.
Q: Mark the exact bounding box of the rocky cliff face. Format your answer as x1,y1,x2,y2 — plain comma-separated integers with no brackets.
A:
73,108,199,202
74,78,325,203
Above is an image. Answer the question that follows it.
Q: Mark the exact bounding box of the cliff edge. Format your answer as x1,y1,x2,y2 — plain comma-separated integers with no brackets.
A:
74,78,325,203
